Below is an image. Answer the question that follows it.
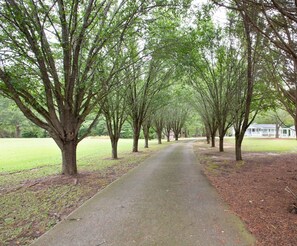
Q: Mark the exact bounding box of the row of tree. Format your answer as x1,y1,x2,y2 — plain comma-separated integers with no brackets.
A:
2,0,297,175
0,0,193,175
200,0,297,158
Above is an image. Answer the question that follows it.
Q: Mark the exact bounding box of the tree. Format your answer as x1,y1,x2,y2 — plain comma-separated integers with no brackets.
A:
213,0,297,145
102,81,128,159
0,96,26,137
126,58,172,152
153,108,167,144
0,0,162,175
163,107,173,142
193,91,218,147
171,103,188,141
142,118,152,148
229,3,264,160
189,37,246,151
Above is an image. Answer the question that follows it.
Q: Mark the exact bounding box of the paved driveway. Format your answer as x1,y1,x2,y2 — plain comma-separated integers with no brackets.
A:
32,140,255,246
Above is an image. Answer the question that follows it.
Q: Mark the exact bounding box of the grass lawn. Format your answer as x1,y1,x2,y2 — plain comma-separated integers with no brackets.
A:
0,137,173,245
225,137,297,153
0,137,170,188
0,137,157,172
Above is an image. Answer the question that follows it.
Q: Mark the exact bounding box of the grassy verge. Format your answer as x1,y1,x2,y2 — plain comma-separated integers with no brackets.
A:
195,138,297,176
0,138,172,245
225,137,297,153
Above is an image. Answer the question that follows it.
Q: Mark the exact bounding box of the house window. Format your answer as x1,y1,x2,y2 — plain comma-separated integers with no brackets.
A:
283,129,287,134
252,129,255,132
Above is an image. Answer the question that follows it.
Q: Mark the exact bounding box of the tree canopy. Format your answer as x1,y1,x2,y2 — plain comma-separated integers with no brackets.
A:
1,0,297,174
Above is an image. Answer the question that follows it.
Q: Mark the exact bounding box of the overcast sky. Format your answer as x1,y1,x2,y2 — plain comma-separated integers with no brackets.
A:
193,0,227,26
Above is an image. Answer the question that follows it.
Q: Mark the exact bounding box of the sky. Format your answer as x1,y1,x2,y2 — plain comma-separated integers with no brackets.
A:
192,0,228,26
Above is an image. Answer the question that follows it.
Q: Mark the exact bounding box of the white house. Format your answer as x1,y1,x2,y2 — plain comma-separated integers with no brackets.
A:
244,123,296,138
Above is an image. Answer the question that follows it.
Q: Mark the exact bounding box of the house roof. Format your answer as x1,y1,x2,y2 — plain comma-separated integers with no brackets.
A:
249,123,276,129
249,123,295,130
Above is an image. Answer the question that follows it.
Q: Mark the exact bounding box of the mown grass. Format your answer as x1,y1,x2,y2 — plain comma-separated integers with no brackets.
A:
0,137,148,172
225,137,297,153
0,137,173,245
0,138,170,188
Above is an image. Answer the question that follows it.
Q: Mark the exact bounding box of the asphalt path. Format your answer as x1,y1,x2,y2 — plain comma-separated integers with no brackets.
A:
32,139,255,246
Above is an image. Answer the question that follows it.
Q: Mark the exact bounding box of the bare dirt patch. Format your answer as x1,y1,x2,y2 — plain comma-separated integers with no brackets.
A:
195,141,297,246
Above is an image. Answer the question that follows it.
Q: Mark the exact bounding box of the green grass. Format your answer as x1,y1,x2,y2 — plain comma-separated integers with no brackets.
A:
0,137,157,173
0,137,173,245
0,137,171,188
225,137,297,153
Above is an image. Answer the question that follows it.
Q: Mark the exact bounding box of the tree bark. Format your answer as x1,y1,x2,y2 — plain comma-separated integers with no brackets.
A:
275,124,280,138
144,137,149,148
174,133,179,141
61,140,78,175
235,133,244,161
205,126,210,144
219,136,224,152
143,124,150,148
211,133,215,147
167,134,170,142
206,134,210,144
295,116,297,140
111,137,119,159
157,130,162,144
133,127,140,152
15,124,21,138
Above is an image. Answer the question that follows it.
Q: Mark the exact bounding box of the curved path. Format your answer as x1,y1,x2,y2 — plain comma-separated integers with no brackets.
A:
32,140,255,246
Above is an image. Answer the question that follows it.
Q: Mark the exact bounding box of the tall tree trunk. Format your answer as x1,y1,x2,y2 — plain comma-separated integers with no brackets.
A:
61,140,78,175
174,133,179,141
144,137,149,148
235,132,244,161
166,131,170,142
219,136,224,152
111,137,119,159
232,8,257,161
206,134,210,144
15,124,21,138
295,116,297,140
157,130,162,144
143,124,150,148
211,133,215,147
205,126,210,144
133,127,140,152
275,124,280,138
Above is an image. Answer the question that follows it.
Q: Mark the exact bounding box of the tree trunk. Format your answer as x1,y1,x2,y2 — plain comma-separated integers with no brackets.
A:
295,117,297,140
235,133,243,161
219,136,224,152
143,125,149,148
157,131,162,144
15,124,21,138
174,133,178,141
61,140,78,175
275,124,280,138
111,138,119,159
211,133,215,147
144,137,149,148
205,126,210,144
206,134,210,144
133,127,140,152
